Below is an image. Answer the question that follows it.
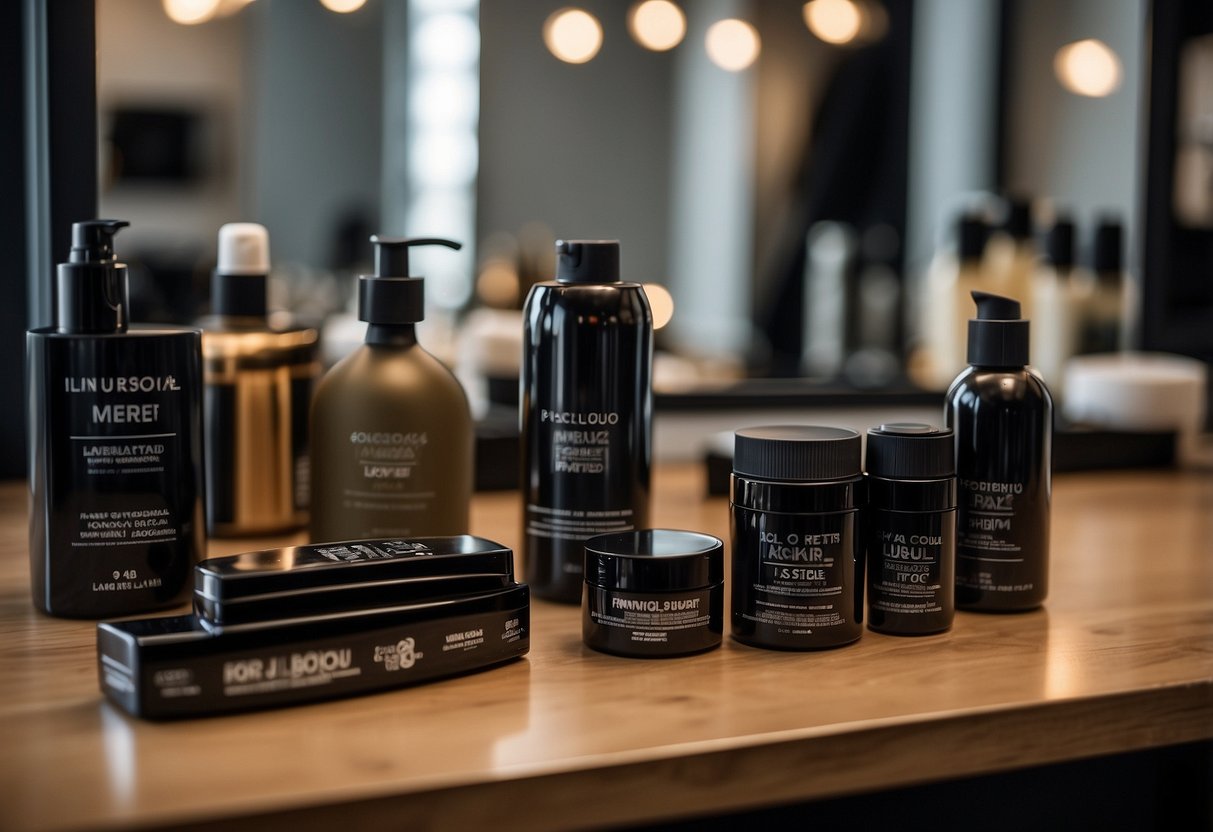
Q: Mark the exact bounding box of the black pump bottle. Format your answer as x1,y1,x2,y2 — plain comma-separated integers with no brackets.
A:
521,240,653,603
945,290,1052,612
27,220,205,618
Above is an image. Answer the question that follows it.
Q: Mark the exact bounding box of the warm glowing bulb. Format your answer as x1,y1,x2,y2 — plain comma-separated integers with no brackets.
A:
628,1,686,52
705,19,760,72
320,0,367,12
803,0,862,45
643,284,675,330
1054,39,1122,98
162,0,220,25
477,261,521,308
544,8,604,65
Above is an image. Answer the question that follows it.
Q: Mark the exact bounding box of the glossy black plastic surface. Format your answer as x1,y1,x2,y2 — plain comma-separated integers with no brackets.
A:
866,487,957,636
582,582,722,658
865,422,958,635
946,366,1052,611
521,281,653,603
730,472,864,650
27,327,205,617
98,583,530,719
584,529,723,592
194,536,515,625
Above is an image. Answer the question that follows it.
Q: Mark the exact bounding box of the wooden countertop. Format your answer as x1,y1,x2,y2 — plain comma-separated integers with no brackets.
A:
1,467,1211,831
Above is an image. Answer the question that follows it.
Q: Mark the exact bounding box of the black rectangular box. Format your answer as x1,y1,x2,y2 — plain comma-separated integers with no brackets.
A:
194,536,515,625
98,583,529,719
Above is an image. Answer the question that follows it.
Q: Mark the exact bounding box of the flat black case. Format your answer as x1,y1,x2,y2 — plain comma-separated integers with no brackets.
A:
194,536,515,625
98,584,530,719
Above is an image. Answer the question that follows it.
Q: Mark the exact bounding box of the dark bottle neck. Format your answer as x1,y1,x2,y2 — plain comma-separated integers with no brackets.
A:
366,323,417,347
212,273,268,319
57,261,128,334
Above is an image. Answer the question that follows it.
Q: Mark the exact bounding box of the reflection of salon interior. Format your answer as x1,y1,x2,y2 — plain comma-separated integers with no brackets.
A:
8,0,1211,472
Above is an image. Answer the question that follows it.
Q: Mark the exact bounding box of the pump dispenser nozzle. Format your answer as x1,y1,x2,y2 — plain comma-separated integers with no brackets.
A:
358,236,462,325
968,290,1029,368
372,236,461,279
972,290,1021,320
70,219,129,264
58,219,131,334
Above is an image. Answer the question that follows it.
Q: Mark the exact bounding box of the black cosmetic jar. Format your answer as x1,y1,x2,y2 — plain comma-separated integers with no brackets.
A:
865,423,957,635
582,529,724,658
730,425,865,650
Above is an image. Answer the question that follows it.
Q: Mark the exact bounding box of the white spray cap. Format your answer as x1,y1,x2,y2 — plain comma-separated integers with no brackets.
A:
217,223,270,275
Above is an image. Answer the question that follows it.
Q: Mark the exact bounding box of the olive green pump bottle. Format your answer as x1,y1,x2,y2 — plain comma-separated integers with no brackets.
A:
309,237,473,542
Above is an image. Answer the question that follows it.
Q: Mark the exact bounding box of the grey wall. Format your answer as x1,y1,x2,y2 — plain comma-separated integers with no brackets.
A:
96,0,249,252
248,1,384,269
477,0,673,287
904,0,1001,276
1005,0,1144,245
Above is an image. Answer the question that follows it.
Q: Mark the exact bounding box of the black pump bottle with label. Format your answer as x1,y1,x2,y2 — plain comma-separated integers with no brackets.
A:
27,220,205,618
521,240,653,603
309,236,473,543
945,290,1052,611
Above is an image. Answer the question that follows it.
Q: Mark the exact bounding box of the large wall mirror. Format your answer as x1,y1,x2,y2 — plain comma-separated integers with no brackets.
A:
93,0,1148,394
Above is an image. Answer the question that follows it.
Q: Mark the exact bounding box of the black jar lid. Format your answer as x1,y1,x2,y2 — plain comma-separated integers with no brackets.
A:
865,423,954,479
733,425,862,482
584,529,723,592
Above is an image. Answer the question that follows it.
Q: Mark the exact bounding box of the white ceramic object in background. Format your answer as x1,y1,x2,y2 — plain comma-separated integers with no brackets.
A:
1064,352,1210,467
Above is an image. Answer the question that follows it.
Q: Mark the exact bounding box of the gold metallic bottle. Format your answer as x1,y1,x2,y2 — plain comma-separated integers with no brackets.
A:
201,224,319,537
309,236,472,542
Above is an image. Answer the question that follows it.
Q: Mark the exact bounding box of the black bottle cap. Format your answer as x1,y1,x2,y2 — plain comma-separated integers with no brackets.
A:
1043,216,1076,269
555,240,620,284
1000,196,1032,240
584,530,723,592
1091,218,1123,278
733,425,862,482
967,290,1029,367
957,213,987,263
865,423,955,479
357,236,462,325
57,219,130,334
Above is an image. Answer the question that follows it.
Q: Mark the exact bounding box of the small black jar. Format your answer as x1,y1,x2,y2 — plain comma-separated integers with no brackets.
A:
865,423,957,635
582,529,723,658
730,426,864,651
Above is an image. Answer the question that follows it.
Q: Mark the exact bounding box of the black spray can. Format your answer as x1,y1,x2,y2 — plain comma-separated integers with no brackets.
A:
521,241,653,603
865,423,956,635
946,291,1052,611
730,426,864,650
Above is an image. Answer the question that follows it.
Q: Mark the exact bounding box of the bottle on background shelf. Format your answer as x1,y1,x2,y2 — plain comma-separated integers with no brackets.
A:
1031,214,1090,395
917,211,988,389
199,223,319,537
983,195,1036,308
1074,217,1126,355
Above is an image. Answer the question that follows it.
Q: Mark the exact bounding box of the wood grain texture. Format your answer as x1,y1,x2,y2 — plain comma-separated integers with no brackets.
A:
0,467,1210,831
